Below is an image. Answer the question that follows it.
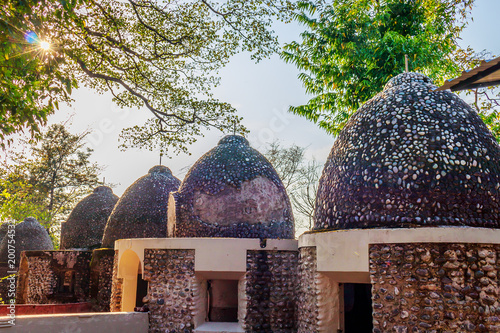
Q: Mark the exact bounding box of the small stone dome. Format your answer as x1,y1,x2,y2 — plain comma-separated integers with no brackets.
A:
60,186,119,249
0,217,53,265
314,72,500,230
168,135,294,239
101,166,180,248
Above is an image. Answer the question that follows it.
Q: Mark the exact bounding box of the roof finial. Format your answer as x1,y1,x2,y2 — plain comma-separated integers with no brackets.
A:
405,54,409,73
159,152,163,166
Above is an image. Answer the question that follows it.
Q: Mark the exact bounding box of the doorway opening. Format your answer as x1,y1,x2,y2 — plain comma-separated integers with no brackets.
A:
135,274,148,308
343,283,373,333
59,270,75,294
135,263,148,308
207,279,238,322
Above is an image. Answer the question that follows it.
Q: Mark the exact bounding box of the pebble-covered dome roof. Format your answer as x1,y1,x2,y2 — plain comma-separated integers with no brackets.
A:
0,217,53,265
60,186,119,249
101,166,180,248
314,72,500,231
168,135,294,239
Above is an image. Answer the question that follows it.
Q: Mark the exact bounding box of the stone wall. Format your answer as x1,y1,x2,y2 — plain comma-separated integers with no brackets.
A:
244,250,298,332
110,250,123,312
0,264,14,304
90,249,115,312
0,277,13,305
17,254,52,304
370,243,500,332
134,248,298,332
143,249,196,333
16,251,92,304
297,247,318,332
296,247,339,333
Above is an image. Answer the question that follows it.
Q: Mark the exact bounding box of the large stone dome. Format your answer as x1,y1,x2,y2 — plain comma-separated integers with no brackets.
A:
0,217,53,265
314,72,500,231
60,186,119,249
101,166,180,248
168,135,294,239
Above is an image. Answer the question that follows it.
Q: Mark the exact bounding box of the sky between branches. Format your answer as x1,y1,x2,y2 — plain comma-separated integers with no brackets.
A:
44,0,500,196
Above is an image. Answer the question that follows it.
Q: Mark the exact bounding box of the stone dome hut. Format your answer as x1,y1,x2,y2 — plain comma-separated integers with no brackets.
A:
101,166,180,248
296,73,500,333
315,72,500,231
60,186,119,250
168,135,294,239
0,217,53,265
110,138,297,331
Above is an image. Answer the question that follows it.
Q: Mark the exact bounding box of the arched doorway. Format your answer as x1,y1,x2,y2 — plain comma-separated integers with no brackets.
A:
118,249,143,312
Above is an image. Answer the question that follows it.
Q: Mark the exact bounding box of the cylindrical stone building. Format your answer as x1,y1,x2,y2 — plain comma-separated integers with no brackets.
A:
297,73,500,332
60,186,119,250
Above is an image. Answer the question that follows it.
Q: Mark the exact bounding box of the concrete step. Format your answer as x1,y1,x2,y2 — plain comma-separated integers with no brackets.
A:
194,322,244,333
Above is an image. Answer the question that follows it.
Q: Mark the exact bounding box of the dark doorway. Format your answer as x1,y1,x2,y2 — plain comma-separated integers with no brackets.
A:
135,274,148,308
53,270,77,303
208,280,238,322
343,283,373,333
56,270,75,294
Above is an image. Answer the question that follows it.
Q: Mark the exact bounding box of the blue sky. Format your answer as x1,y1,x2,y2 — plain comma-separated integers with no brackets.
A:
48,0,500,196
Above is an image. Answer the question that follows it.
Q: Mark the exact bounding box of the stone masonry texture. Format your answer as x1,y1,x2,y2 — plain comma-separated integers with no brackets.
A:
296,247,319,332
90,248,115,311
143,249,196,333
244,250,298,332
110,250,123,312
16,250,92,304
370,243,500,332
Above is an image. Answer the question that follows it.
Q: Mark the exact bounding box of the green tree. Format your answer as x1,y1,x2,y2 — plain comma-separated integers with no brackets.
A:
0,170,49,224
1,0,296,154
282,0,474,135
0,123,103,245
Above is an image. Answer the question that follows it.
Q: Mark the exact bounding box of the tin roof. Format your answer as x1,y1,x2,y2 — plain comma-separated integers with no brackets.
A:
438,56,500,91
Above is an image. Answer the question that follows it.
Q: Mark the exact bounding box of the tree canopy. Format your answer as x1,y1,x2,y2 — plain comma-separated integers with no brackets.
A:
1,0,296,153
0,123,102,245
282,0,475,136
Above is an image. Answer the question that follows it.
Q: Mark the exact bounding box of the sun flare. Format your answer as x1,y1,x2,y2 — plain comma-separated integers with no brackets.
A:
39,40,51,51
